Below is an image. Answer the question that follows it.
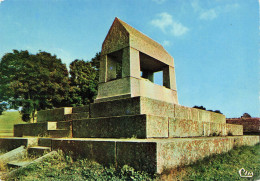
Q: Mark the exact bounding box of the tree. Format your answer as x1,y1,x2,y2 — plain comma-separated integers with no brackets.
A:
0,102,7,115
242,113,251,118
68,59,99,106
0,50,70,122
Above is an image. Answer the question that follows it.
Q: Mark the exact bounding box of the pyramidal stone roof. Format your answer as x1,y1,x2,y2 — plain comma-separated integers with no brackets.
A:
102,17,174,66
115,17,166,53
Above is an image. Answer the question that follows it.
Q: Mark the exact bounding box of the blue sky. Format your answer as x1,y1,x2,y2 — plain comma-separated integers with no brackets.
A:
0,0,259,118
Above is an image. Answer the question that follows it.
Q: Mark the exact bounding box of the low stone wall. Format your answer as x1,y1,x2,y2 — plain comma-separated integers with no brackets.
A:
52,136,259,173
227,118,260,134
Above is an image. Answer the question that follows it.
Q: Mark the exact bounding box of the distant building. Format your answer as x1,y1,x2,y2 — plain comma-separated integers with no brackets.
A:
226,116,260,135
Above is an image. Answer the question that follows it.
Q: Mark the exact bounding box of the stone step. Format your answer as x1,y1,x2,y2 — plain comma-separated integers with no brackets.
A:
90,96,226,124
57,121,71,130
28,146,51,156
64,112,89,121
52,136,260,174
73,114,168,138
48,129,71,138
72,105,90,113
47,122,57,130
72,114,243,139
38,138,52,147
7,160,33,168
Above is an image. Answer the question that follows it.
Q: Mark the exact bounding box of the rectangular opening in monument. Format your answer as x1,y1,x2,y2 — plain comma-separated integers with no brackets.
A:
107,50,123,81
154,71,163,86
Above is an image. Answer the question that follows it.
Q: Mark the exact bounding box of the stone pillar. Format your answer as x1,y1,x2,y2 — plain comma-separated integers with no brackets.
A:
163,66,177,90
122,47,141,78
106,55,117,81
142,71,154,82
99,55,107,83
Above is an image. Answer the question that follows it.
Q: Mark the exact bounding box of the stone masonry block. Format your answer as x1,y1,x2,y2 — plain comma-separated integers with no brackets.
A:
174,104,192,120
52,139,116,166
72,105,90,113
140,97,175,117
14,123,48,137
226,124,243,136
90,97,141,118
73,115,168,138
116,141,157,173
169,118,204,137
198,109,211,122
37,107,72,122
210,112,226,124
146,115,168,138
203,122,226,136
73,115,146,138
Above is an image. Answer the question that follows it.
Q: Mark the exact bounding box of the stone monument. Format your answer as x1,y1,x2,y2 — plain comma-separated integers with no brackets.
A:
96,17,178,104
0,17,259,174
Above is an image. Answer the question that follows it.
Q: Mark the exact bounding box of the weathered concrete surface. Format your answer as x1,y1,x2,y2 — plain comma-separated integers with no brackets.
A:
14,122,72,138
51,136,259,173
156,136,259,173
0,146,26,163
73,115,241,138
92,96,225,124
14,123,48,137
91,97,141,118
227,117,260,134
64,112,89,121
169,118,203,137
0,138,37,151
37,107,72,122
116,141,157,173
3,151,58,180
226,124,243,136
96,77,178,104
97,18,178,104
169,118,242,137
52,139,116,167
72,105,90,114
73,114,168,138
174,105,226,124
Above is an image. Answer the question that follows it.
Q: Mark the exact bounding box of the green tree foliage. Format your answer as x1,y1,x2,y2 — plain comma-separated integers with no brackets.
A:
69,59,99,106
0,103,7,115
0,50,70,122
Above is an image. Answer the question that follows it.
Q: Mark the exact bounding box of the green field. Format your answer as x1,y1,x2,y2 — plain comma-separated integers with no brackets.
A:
0,111,24,137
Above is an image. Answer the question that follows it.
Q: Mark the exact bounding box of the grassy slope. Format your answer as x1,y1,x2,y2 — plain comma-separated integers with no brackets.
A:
0,111,24,137
9,144,260,181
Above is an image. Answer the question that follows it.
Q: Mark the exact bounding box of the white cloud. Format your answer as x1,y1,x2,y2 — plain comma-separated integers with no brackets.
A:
199,9,217,20
151,12,189,37
0,0,4,4
191,0,239,21
171,22,189,36
152,0,166,4
162,40,170,46
151,12,173,32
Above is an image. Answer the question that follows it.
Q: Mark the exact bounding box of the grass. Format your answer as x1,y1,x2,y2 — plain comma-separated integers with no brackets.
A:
7,144,260,181
0,111,24,137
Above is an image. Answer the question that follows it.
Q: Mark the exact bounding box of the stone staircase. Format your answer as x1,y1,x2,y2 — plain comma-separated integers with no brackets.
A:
14,106,90,138
6,138,52,169
7,97,259,174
